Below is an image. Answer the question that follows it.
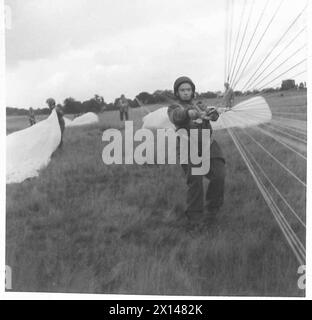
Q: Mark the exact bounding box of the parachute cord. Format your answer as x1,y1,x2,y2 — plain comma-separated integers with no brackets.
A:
233,0,284,90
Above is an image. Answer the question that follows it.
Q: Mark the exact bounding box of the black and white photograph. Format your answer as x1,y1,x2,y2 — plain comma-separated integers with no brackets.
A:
2,0,309,298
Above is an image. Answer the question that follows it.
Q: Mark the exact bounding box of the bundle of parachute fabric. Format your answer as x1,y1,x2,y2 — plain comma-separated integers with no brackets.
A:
142,96,272,131
64,112,99,127
6,110,61,184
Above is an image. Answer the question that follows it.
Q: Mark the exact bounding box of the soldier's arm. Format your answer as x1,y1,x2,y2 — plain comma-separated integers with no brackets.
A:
231,89,235,101
167,104,195,126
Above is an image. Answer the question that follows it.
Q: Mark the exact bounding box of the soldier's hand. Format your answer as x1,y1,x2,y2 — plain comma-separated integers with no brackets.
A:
188,109,200,120
199,111,209,119
204,107,219,121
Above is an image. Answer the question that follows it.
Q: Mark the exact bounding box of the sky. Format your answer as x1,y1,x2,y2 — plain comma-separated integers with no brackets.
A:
5,0,308,108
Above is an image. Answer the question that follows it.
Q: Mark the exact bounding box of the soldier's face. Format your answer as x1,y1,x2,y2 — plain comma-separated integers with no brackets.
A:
178,83,193,101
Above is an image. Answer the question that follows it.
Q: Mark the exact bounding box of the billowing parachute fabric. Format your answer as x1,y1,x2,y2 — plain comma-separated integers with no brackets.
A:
64,117,73,127
65,112,99,127
6,110,61,184
142,107,175,131
211,96,272,130
142,96,272,131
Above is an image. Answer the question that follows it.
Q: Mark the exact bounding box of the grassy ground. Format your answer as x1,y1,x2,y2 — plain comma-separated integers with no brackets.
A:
6,90,306,296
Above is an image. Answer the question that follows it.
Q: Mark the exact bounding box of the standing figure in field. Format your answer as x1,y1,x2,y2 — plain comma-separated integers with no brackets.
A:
118,94,130,121
46,98,65,149
167,76,226,231
28,107,36,126
223,82,235,110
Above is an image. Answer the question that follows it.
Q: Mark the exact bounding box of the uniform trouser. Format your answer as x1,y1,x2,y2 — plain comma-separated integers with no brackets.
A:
181,157,225,220
120,110,129,121
225,101,233,110
58,120,65,148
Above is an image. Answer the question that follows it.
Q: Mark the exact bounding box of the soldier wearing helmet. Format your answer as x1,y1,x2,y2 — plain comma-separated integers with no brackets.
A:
167,76,225,231
28,107,36,126
46,98,65,149
118,94,130,121
223,82,234,110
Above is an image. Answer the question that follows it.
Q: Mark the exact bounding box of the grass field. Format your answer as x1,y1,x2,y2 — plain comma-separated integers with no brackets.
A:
6,90,306,296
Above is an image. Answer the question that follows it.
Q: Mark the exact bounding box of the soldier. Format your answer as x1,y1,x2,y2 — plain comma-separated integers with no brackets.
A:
167,76,226,231
223,82,235,110
28,107,36,126
46,98,65,149
46,98,56,114
118,94,130,121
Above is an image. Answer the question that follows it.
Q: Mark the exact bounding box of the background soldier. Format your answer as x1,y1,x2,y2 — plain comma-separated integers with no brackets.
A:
223,82,235,110
28,107,36,126
46,98,65,149
118,94,130,121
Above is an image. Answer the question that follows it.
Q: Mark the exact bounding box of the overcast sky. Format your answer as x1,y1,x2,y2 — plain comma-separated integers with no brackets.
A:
5,0,308,108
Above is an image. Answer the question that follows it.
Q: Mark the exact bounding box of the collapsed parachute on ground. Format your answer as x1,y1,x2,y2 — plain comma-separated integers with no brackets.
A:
142,96,272,131
65,112,99,127
6,110,61,184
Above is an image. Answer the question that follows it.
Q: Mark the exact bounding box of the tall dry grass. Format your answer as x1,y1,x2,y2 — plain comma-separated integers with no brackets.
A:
6,91,306,296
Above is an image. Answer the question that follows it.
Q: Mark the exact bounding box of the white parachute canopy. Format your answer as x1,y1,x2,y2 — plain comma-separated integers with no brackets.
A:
142,107,175,130
65,112,99,127
6,110,61,184
212,96,272,130
64,117,72,127
142,96,272,131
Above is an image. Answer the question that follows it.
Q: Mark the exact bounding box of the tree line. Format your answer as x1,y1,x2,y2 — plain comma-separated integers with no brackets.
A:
5,90,240,116
6,81,307,116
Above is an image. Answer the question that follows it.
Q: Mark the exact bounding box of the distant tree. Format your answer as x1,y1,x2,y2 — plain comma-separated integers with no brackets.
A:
127,99,137,108
136,92,154,104
151,90,175,103
131,98,140,108
35,108,50,115
82,95,104,113
281,79,295,90
63,97,83,114
105,103,116,111
152,91,167,103
261,87,275,94
6,107,28,116
234,91,243,96
6,107,50,116
199,91,217,99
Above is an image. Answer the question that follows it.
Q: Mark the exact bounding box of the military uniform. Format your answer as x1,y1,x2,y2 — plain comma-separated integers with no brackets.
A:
118,97,129,121
28,109,36,126
50,105,65,148
168,77,226,223
223,87,234,109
